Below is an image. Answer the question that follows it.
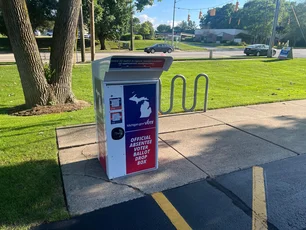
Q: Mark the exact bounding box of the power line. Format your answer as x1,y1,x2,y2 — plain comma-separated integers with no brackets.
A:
176,1,234,11
291,4,306,43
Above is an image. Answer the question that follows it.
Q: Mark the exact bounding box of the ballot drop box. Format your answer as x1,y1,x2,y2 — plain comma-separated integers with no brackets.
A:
92,56,173,179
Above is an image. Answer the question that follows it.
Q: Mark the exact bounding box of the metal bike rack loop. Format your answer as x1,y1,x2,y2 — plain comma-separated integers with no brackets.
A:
159,73,209,115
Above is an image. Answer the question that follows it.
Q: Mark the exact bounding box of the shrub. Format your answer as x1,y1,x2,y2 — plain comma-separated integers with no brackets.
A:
183,37,194,42
224,40,239,46
135,35,143,40
241,41,247,46
121,33,131,41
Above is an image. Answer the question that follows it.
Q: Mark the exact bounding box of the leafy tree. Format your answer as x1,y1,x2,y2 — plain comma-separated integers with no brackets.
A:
26,0,58,31
133,17,141,34
95,0,130,50
0,0,58,35
134,0,160,11
157,24,171,33
0,10,5,35
200,3,237,29
175,20,197,33
139,21,152,39
0,0,82,107
282,1,306,46
239,0,275,43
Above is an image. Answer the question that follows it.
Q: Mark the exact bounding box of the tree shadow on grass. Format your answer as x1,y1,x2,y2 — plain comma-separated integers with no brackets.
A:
0,62,16,66
0,104,28,115
0,160,69,228
262,59,288,63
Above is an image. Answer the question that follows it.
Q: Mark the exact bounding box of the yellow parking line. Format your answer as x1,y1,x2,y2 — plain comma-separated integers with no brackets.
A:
152,192,192,230
252,166,268,230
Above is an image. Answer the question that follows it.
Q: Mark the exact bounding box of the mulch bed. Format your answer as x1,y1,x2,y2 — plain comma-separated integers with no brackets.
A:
8,100,91,116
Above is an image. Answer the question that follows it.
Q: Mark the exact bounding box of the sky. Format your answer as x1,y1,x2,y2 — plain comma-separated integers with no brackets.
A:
135,0,249,28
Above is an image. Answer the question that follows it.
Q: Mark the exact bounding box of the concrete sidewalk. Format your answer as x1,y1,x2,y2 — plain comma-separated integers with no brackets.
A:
56,99,306,215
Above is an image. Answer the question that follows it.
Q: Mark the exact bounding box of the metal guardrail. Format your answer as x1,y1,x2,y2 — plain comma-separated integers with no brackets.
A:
159,73,209,115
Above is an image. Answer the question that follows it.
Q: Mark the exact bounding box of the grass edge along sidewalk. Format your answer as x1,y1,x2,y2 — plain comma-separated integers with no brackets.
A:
1,59,306,229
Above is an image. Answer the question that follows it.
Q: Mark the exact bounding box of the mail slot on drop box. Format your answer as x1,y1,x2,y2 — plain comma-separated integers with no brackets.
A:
92,56,173,179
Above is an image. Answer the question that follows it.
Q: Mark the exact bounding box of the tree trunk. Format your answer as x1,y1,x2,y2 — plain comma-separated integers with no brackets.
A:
99,36,106,50
0,0,50,108
50,0,81,104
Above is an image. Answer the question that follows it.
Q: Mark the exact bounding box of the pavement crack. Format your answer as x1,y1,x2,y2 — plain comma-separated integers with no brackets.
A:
84,174,147,196
159,137,211,177
81,148,89,176
79,148,146,195
111,180,148,196
227,124,300,156
202,113,300,156
207,178,279,230
63,172,147,196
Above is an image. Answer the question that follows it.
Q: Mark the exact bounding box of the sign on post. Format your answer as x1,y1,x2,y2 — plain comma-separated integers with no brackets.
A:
278,47,293,59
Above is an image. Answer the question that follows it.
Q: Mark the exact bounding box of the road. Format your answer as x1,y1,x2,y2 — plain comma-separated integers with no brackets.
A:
1,49,306,62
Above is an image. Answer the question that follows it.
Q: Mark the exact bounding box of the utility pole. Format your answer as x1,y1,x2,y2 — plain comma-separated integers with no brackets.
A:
268,0,280,57
79,5,86,63
171,0,176,47
130,1,134,51
90,0,95,61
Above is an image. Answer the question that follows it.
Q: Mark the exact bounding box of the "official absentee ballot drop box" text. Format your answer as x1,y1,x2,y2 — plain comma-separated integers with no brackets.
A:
92,56,173,179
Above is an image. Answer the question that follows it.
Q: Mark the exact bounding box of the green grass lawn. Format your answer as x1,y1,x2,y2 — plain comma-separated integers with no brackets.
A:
1,59,306,229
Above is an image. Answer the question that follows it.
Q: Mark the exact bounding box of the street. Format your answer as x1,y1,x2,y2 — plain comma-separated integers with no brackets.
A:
1,49,306,62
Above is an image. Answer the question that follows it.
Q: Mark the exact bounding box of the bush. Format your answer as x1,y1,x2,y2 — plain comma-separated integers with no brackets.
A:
121,33,131,41
0,37,11,49
0,37,54,50
0,36,99,51
183,37,194,42
295,40,306,47
241,41,247,46
224,41,239,46
36,37,53,48
135,35,143,40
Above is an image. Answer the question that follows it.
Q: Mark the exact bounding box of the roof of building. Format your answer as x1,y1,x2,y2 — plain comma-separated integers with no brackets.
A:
195,29,249,36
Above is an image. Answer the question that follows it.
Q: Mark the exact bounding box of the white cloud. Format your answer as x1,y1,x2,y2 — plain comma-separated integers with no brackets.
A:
144,4,157,9
166,20,181,28
137,14,159,28
138,14,156,24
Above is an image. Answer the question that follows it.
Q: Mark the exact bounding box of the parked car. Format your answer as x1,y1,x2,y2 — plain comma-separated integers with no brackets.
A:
244,44,276,56
34,30,41,36
46,31,53,36
144,44,174,54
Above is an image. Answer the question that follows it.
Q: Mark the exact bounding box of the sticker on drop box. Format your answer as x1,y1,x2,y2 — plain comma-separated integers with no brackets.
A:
111,112,123,124
110,98,122,110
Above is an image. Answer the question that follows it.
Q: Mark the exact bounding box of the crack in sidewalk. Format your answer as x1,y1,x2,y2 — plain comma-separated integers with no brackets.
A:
70,148,149,196
62,172,147,196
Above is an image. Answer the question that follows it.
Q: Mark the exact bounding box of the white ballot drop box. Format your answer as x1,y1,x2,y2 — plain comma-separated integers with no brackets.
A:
92,56,173,179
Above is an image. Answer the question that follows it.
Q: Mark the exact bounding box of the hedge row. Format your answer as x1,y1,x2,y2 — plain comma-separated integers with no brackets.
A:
120,34,143,41
0,37,96,50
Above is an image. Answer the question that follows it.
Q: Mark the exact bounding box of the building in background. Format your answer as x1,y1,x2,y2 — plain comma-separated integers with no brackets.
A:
194,29,250,43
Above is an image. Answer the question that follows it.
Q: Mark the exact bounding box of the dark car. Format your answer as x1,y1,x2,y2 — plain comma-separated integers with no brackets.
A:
144,44,174,54
244,44,276,56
